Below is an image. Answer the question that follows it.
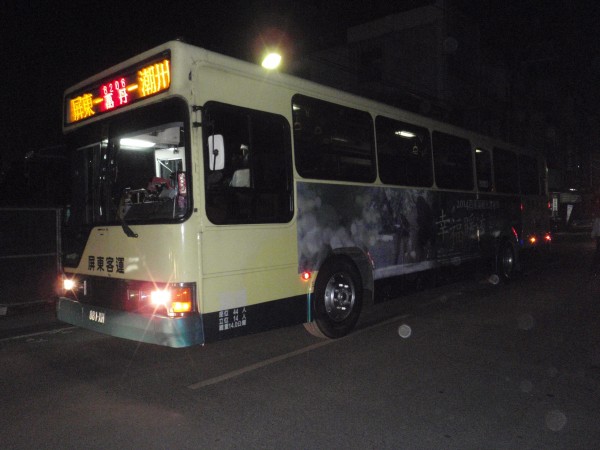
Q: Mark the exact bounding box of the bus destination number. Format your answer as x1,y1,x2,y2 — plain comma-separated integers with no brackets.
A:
89,310,106,324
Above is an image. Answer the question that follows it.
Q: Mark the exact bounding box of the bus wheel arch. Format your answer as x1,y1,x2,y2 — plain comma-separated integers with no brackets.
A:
306,251,371,339
332,247,374,306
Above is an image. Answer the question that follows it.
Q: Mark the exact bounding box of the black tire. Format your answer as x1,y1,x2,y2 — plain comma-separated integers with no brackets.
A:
496,240,516,282
310,257,363,339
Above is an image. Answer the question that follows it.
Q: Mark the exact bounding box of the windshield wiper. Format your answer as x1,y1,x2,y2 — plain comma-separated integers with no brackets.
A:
121,218,138,238
117,191,138,238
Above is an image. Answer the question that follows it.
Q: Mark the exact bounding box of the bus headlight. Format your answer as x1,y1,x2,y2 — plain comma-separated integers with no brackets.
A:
63,278,77,291
150,289,171,306
149,285,194,317
59,275,86,297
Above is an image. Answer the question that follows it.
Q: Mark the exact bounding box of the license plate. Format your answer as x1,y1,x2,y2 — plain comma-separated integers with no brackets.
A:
88,309,106,324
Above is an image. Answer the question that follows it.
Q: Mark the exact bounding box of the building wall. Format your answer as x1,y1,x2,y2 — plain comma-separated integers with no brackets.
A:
293,1,599,192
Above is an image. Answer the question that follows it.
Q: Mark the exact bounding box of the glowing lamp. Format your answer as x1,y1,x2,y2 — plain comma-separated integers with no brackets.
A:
63,278,76,291
262,52,282,70
172,301,192,313
151,289,171,306
395,130,416,138
151,286,194,316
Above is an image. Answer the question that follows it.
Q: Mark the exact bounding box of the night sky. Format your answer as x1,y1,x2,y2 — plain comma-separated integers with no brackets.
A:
3,0,600,164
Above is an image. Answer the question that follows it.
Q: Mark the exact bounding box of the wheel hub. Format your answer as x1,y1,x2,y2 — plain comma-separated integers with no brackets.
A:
324,272,355,322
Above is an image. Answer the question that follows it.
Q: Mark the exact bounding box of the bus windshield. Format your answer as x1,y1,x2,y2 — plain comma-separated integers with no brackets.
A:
63,99,190,266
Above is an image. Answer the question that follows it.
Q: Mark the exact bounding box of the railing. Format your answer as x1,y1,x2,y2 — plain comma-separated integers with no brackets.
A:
0,208,61,313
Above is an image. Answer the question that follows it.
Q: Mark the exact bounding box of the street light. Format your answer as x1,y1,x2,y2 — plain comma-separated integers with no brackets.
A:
261,52,282,70
254,27,289,70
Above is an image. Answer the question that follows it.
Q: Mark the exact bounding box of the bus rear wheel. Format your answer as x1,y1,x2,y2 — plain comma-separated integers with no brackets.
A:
308,257,363,339
496,240,516,282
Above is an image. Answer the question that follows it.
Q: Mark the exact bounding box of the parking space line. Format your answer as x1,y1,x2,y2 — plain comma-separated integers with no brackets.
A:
187,339,333,389
0,326,76,343
187,314,410,390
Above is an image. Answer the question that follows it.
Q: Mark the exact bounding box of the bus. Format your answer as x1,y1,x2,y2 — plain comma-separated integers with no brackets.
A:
57,40,550,347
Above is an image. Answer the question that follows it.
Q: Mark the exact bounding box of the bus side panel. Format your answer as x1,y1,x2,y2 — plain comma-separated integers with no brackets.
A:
521,194,551,248
202,295,307,342
437,192,521,264
199,224,309,340
296,182,519,280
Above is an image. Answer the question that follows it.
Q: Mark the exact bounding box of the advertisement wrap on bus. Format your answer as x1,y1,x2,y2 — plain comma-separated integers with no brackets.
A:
57,41,550,347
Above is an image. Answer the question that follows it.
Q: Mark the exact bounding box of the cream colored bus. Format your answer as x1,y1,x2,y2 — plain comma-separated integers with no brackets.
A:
58,40,549,347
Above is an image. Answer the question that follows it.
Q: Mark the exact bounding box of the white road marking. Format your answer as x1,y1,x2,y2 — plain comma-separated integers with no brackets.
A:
187,314,410,390
0,326,76,343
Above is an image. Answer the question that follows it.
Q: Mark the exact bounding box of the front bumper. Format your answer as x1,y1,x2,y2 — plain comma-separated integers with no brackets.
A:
56,297,204,347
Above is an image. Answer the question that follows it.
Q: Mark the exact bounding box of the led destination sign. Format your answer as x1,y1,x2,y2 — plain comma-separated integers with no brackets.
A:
66,54,171,125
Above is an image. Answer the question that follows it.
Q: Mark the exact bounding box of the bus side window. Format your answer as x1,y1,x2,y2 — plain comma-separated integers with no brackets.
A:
475,148,493,192
375,116,433,187
203,102,293,225
432,131,473,191
493,147,519,194
230,144,250,187
518,154,540,195
292,94,376,183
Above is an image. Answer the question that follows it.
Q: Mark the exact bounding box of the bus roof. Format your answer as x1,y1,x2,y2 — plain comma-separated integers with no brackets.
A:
64,39,538,157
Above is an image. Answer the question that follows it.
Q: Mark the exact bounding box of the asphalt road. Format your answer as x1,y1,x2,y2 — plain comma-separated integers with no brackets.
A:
1,237,599,449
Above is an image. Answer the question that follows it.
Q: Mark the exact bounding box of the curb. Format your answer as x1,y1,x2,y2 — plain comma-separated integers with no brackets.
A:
0,297,57,317
0,299,63,339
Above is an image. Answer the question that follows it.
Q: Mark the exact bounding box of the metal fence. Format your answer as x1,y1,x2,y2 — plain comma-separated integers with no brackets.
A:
0,208,61,307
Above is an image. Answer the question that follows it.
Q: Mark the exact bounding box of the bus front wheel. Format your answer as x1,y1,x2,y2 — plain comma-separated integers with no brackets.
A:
308,257,363,339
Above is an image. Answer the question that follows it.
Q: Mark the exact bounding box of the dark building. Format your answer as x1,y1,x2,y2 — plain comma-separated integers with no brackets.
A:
291,1,600,197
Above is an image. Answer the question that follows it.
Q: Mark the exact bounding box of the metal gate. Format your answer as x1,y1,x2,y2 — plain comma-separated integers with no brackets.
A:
0,208,61,314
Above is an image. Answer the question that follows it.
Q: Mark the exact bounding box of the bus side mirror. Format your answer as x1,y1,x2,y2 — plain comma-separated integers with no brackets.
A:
208,134,225,170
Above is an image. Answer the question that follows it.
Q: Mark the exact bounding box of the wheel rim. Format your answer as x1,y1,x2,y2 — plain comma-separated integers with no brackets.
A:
323,272,356,322
502,245,514,278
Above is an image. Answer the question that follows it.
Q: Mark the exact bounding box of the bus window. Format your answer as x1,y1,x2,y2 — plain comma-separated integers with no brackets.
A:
518,154,540,195
475,148,493,192
157,157,183,179
292,94,375,183
493,147,519,194
432,131,473,190
375,116,433,187
64,99,190,228
203,102,293,225
113,124,187,222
